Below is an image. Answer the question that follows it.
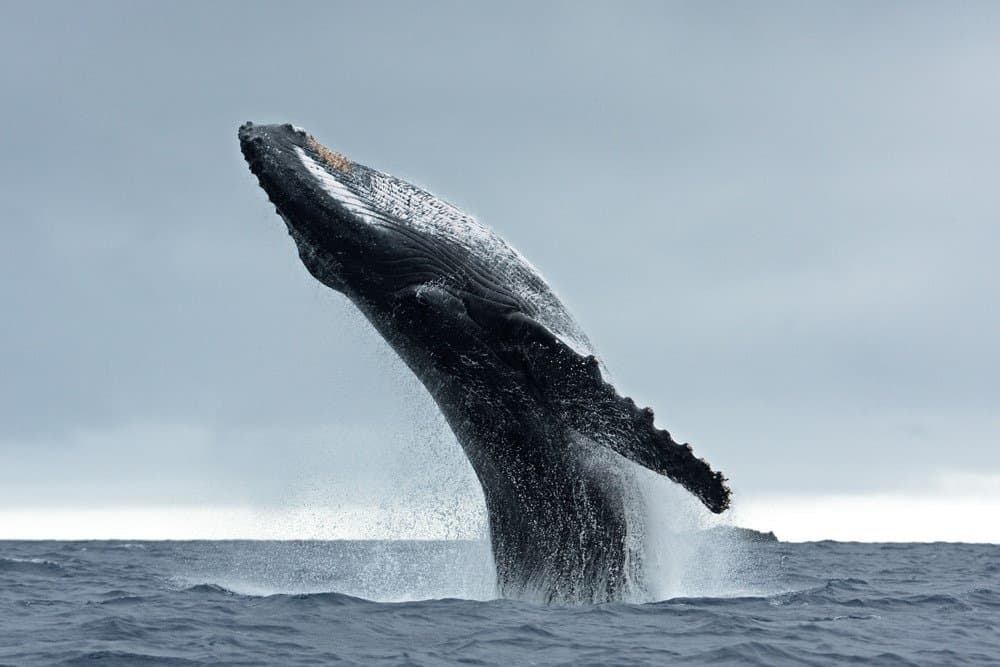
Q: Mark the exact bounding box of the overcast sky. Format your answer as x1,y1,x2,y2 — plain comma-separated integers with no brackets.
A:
1,1,998,541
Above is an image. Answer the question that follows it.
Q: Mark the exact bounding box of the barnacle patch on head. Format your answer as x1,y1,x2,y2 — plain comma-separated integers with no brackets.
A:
307,136,351,173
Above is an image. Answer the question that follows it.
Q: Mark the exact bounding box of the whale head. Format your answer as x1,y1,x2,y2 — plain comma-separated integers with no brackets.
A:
239,121,402,297
238,122,529,311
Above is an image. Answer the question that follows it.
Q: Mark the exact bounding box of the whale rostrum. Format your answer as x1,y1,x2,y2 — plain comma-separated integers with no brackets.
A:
238,122,731,602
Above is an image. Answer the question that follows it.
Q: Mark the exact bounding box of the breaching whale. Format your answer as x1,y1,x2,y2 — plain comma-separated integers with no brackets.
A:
238,122,730,602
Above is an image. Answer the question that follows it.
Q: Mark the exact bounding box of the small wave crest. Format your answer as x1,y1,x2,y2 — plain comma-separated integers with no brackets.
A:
181,583,244,596
57,650,205,666
174,579,369,607
259,590,369,607
0,556,65,575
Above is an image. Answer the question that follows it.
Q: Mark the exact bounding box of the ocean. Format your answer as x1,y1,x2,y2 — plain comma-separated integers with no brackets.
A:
1,539,998,665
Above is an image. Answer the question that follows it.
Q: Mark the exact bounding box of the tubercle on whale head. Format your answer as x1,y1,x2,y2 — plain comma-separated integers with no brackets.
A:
240,121,352,174
238,121,354,208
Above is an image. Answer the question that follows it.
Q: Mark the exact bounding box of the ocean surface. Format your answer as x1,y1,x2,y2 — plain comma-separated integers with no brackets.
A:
1,539,998,665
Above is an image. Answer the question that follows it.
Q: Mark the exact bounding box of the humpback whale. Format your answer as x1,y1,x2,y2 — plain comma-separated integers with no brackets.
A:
238,122,730,602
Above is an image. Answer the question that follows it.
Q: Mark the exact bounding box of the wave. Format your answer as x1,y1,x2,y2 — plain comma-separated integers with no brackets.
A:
258,591,371,608
763,578,979,613
97,595,150,607
176,580,371,608
0,556,65,575
4,540,998,666
105,542,148,551
181,583,245,596
58,650,206,666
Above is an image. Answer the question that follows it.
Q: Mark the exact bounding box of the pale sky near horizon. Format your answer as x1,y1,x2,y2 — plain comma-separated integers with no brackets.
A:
1,1,999,542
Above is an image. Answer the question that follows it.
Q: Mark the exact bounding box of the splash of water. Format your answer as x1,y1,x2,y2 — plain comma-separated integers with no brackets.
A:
637,469,765,601
241,309,757,603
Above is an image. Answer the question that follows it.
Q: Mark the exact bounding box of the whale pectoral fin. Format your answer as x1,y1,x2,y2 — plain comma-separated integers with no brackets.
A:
591,405,732,514
506,312,731,514
570,383,732,514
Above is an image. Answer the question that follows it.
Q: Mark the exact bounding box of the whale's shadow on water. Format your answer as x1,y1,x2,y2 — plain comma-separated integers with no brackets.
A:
239,122,737,603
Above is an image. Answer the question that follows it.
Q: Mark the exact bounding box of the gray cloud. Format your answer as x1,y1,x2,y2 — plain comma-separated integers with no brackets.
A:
1,1,998,510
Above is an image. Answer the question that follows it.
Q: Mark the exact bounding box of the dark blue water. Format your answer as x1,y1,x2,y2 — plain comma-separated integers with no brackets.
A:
1,540,998,665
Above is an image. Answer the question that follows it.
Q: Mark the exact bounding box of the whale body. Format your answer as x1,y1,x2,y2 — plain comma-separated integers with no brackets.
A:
238,122,730,602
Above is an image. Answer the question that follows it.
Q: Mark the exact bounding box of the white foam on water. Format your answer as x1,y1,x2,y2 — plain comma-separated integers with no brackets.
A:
635,470,766,601
172,540,498,603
